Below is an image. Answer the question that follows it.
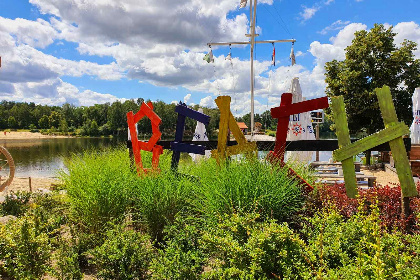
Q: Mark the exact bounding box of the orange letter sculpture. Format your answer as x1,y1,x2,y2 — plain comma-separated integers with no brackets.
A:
127,102,163,175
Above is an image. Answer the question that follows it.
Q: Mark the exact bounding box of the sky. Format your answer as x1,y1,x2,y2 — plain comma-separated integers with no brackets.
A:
0,0,419,116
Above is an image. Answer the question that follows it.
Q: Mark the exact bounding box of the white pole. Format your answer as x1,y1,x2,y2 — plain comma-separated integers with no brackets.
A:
250,0,257,139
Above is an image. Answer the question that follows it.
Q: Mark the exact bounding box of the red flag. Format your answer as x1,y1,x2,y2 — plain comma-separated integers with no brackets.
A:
271,46,275,66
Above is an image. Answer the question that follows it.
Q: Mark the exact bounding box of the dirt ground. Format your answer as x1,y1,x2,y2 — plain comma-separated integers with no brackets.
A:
1,177,59,194
362,167,401,186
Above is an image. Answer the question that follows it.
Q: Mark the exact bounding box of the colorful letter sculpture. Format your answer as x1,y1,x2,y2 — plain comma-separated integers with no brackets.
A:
171,102,210,171
331,86,418,198
211,96,257,162
127,102,163,175
270,93,329,162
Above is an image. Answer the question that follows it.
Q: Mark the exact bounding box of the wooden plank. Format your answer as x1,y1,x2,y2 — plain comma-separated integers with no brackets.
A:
333,122,409,162
375,86,418,197
213,96,230,161
154,138,411,151
271,96,329,118
171,113,186,170
212,96,257,162
273,93,293,161
331,96,358,198
175,104,210,125
171,142,206,154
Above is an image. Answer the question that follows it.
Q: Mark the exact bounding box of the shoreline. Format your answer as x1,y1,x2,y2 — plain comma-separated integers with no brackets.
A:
0,131,73,140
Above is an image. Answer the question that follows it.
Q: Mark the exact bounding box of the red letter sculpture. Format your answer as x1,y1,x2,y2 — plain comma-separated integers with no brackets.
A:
127,102,163,175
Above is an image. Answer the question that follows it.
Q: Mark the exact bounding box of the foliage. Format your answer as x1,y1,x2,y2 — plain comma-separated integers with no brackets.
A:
302,204,420,279
0,99,221,137
309,183,420,232
185,158,306,223
0,216,52,279
201,212,310,280
62,147,138,239
325,23,420,135
89,225,154,280
53,238,83,280
0,191,31,217
150,215,206,280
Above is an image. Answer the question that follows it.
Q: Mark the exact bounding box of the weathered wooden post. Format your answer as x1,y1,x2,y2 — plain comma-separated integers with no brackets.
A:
331,86,418,221
171,103,210,171
211,96,257,162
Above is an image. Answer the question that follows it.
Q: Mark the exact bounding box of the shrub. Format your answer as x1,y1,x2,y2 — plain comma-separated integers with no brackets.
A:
53,239,83,280
309,183,420,232
185,158,305,222
89,225,154,280
201,212,310,280
0,191,31,216
0,216,52,279
62,147,138,236
150,215,206,280
302,203,420,279
130,162,197,244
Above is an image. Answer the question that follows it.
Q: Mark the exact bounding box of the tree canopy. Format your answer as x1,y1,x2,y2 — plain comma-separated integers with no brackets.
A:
325,23,420,135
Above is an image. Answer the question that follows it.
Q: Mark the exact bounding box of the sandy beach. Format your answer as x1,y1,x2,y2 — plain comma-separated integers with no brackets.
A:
2,177,59,194
0,131,71,140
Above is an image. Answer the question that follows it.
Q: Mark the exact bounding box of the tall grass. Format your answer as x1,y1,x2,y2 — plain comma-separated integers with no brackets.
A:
61,147,308,245
183,157,306,222
61,146,138,234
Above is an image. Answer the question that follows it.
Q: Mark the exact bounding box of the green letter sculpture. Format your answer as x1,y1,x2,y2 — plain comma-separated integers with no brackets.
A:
331,85,418,198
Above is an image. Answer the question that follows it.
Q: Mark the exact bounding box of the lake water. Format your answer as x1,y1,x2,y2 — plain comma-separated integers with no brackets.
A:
1,137,333,178
1,137,125,178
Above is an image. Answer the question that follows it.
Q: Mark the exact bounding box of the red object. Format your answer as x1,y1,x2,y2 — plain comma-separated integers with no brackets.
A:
267,93,329,192
127,102,163,175
270,93,329,162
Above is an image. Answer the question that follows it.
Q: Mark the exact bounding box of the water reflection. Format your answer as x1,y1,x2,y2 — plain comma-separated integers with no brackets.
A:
0,137,124,178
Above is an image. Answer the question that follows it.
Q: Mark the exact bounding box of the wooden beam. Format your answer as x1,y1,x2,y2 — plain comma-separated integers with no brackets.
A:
331,96,358,198
376,86,418,198
333,122,409,162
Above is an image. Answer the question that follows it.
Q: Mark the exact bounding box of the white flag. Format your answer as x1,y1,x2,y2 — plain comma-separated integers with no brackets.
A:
190,108,210,162
240,0,248,8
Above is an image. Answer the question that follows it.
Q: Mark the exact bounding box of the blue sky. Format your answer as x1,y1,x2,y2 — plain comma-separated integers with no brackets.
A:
0,0,419,116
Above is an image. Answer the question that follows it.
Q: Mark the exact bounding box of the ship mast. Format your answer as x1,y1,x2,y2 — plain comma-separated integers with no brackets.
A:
207,0,295,139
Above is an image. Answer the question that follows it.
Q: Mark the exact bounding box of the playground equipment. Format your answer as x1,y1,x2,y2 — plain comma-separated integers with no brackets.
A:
0,145,15,192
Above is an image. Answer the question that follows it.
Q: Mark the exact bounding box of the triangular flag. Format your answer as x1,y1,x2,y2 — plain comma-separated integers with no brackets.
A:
240,0,248,8
225,53,232,61
290,45,296,66
271,45,275,66
203,50,214,63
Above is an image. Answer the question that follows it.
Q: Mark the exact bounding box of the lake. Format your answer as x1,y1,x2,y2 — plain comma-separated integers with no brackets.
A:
1,137,125,178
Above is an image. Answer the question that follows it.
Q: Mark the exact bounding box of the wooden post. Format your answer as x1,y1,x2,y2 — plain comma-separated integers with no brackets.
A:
375,86,418,221
331,96,358,198
316,123,320,161
29,177,32,192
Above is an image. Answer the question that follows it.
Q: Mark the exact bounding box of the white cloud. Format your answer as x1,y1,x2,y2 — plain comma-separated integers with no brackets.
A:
184,93,192,104
300,7,319,21
299,0,334,22
199,96,215,108
393,21,420,58
0,78,122,106
318,20,351,35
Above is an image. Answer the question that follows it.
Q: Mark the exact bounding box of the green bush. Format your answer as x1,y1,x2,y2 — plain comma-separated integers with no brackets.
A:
0,216,52,279
302,203,420,279
0,191,31,217
53,239,83,280
89,225,154,280
130,161,197,243
62,147,138,236
185,158,305,222
150,215,206,279
201,212,310,280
